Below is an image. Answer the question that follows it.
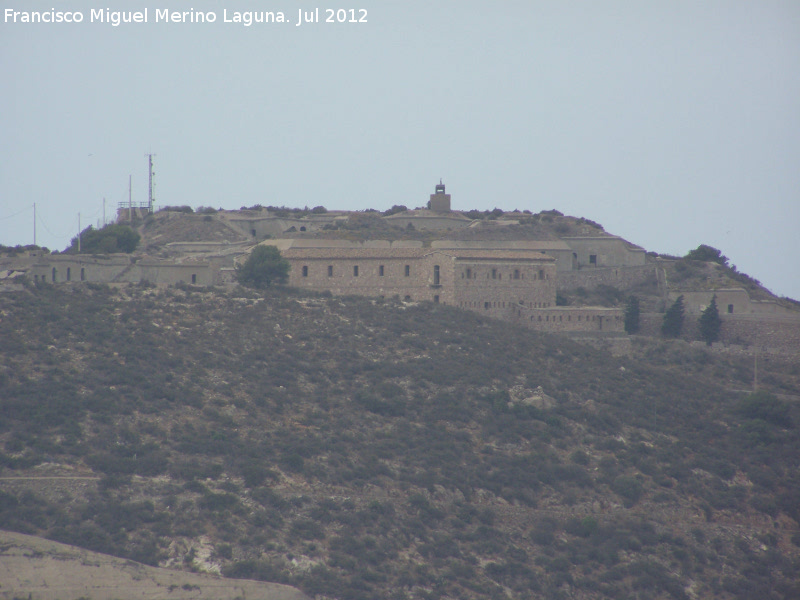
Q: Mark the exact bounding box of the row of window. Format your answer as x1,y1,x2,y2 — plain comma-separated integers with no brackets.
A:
38,269,200,285
528,314,622,322
37,267,87,283
462,268,547,280
459,300,552,309
302,264,414,278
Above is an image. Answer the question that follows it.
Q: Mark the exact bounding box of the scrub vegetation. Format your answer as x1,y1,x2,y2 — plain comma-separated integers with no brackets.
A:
0,282,798,600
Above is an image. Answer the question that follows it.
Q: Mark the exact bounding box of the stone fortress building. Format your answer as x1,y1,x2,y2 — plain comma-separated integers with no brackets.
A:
4,181,798,346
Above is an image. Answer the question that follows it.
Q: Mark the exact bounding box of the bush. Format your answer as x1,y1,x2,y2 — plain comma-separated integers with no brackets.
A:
611,476,644,507
685,244,729,266
236,245,289,289
64,224,140,254
737,392,792,427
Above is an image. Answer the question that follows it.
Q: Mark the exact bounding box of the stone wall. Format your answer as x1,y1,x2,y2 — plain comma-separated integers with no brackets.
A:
286,249,437,302
670,289,796,316
225,215,320,239
557,264,658,291
561,236,646,268
432,240,574,272
5,255,137,284
515,306,625,333
284,249,558,317
453,259,557,320
639,312,800,355
382,212,472,231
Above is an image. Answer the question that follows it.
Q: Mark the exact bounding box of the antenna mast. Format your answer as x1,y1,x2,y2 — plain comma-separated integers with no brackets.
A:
146,153,156,213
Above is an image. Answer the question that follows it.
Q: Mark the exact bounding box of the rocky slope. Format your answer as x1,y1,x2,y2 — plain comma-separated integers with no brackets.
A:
0,282,798,599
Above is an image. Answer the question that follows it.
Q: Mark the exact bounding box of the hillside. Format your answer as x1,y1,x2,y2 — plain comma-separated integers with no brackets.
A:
1,282,799,600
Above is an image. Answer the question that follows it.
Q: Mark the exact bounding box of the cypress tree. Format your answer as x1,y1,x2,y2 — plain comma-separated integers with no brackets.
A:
624,295,640,334
699,294,722,346
661,295,685,338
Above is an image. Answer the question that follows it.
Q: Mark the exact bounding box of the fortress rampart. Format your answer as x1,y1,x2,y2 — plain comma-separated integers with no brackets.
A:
639,313,800,355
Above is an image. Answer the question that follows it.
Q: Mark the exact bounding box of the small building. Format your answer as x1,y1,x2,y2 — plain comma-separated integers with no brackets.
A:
561,235,646,269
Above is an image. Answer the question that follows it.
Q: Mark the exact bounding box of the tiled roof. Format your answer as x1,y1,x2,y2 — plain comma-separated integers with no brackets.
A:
283,248,554,262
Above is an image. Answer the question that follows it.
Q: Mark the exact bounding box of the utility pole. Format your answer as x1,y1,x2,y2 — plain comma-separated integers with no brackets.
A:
78,213,81,253
754,347,759,392
129,175,132,221
145,153,156,213
33,202,36,246
103,197,106,227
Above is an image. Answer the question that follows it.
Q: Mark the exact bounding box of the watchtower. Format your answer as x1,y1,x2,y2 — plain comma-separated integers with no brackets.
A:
429,180,451,212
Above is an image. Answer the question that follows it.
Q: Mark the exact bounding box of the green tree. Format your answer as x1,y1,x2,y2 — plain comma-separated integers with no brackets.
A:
698,294,722,345
624,295,640,334
661,295,685,338
685,244,729,266
65,224,140,254
236,245,289,289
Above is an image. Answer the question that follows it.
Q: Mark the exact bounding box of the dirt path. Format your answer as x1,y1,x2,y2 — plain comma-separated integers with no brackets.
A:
0,529,310,600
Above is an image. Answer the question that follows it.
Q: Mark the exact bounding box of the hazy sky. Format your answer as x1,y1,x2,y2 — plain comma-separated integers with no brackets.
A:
2,1,798,299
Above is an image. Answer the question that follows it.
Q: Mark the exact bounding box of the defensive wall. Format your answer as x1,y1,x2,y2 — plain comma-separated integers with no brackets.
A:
0,254,220,287
557,264,660,291
383,211,473,231
560,236,646,269
639,313,800,355
515,306,624,333
669,289,796,316
431,240,574,272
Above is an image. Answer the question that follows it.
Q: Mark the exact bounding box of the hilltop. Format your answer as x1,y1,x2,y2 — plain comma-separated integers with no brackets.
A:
1,282,799,600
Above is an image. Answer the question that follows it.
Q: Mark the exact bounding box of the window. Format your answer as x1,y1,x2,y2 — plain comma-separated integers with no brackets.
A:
434,295,439,303
728,304,734,314
191,273,197,284
379,265,384,276
251,229,257,237
538,269,544,280
466,268,472,279
66,267,71,281
353,265,359,277
52,267,56,282
589,254,597,265
513,269,520,280
299,226,306,232
484,302,490,309
405,265,410,277
80,268,85,281
302,265,308,277
433,265,440,285
328,265,333,277
491,268,497,279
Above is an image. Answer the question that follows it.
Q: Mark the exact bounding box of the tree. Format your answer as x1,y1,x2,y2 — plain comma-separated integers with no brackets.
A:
661,295,685,338
685,244,729,266
236,245,289,289
698,294,722,345
65,224,140,254
624,295,640,334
